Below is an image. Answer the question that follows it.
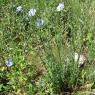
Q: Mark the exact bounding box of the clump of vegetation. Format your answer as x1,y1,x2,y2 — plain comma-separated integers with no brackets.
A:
0,0,95,95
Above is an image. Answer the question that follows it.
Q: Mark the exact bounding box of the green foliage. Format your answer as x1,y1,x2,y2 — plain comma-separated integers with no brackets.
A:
0,0,95,94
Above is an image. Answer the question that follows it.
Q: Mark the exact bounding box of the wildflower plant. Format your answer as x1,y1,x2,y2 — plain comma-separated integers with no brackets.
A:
0,0,95,95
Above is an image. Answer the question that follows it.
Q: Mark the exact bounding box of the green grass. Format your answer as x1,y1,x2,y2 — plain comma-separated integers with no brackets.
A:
0,0,95,95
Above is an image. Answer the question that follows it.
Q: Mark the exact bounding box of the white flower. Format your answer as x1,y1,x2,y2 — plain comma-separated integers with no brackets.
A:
28,8,36,17
16,6,22,13
57,2,64,11
36,19,44,27
79,54,86,65
74,53,86,66
5,58,13,67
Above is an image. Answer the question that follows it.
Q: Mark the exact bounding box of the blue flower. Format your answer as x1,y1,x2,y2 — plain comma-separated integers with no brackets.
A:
57,2,64,11
28,8,36,17
5,58,13,67
36,19,44,27
16,6,22,13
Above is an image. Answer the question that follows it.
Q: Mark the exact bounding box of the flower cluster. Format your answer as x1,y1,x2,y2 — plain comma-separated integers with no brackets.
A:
16,2,64,27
